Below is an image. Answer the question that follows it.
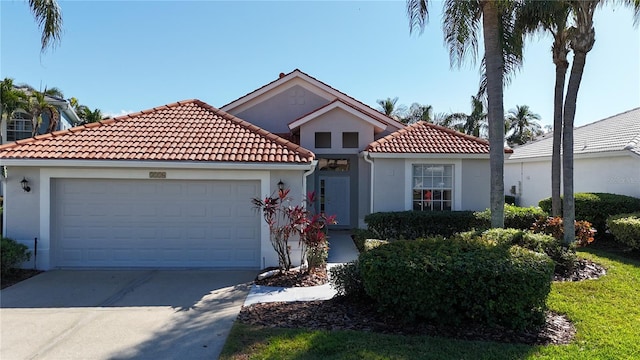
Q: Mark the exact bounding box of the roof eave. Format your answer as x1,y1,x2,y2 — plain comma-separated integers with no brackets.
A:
0,159,317,170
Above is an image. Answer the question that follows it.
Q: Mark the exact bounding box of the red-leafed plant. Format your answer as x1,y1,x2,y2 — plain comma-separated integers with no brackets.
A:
531,216,596,247
252,188,336,272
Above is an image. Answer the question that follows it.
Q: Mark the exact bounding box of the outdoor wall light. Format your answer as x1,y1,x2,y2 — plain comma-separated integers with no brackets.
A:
20,177,31,192
277,180,285,191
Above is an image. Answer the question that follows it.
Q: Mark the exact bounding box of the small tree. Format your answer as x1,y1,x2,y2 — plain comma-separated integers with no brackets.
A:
252,188,336,272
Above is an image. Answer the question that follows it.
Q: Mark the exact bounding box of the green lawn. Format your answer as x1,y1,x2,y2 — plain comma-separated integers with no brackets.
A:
220,247,640,359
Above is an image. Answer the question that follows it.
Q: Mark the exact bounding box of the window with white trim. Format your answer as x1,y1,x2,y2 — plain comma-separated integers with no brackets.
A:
412,164,453,211
7,112,33,142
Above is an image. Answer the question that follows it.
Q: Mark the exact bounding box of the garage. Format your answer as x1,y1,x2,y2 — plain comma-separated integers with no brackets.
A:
51,178,261,268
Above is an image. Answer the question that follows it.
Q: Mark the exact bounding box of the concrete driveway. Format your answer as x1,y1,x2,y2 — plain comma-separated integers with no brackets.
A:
0,269,255,360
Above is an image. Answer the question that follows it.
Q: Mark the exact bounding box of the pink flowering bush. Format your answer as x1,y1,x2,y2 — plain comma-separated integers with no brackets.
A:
252,188,336,272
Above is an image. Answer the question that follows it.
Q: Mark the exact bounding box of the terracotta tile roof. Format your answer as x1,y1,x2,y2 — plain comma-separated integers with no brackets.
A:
0,99,315,163
366,121,512,154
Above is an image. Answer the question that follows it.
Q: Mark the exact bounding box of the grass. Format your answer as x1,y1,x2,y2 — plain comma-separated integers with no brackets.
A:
220,247,640,359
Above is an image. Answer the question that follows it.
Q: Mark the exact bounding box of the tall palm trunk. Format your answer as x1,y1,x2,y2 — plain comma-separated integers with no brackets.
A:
482,1,505,228
562,49,588,245
551,51,569,217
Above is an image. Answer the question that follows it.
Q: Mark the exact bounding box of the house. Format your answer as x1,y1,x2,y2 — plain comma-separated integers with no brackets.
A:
1,70,503,270
1,87,81,144
504,108,640,207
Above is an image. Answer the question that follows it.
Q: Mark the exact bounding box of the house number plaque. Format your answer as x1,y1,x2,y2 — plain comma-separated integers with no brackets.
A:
149,171,167,179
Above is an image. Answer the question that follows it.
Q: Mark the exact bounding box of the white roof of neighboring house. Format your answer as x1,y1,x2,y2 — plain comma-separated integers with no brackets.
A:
508,107,640,160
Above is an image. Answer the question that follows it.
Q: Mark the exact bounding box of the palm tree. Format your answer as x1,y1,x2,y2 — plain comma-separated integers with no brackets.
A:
23,89,58,136
408,0,523,228
443,95,488,138
516,0,571,216
403,103,433,124
82,108,104,123
0,78,29,142
505,105,542,145
27,0,63,52
376,97,407,120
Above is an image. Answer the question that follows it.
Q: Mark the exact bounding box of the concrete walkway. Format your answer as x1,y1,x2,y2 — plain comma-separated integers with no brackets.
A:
0,270,255,360
245,230,359,306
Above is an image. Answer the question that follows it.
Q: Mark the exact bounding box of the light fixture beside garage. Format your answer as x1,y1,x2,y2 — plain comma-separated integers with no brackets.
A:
277,179,285,191
20,177,31,192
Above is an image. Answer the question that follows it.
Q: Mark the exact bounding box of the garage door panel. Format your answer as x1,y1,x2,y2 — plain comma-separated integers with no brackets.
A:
52,179,261,268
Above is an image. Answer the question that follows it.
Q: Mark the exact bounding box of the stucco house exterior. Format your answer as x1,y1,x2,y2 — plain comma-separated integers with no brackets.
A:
504,108,640,207
1,69,502,270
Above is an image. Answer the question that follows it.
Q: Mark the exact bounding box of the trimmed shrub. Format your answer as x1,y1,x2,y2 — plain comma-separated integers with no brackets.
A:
531,217,595,247
471,228,577,274
363,239,389,251
359,236,554,330
607,213,640,249
539,193,640,236
351,228,379,253
364,211,484,240
329,261,367,299
474,205,547,230
1,237,31,274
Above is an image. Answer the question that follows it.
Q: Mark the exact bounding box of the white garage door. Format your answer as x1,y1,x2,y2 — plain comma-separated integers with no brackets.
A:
52,179,261,268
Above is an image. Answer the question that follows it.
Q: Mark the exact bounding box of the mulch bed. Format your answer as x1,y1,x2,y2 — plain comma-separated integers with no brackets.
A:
240,259,607,345
254,267,328,287
1,269,43,290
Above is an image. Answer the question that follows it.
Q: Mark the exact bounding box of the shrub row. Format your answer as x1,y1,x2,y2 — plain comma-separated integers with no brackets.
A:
358,236,554,330
607,213,640,250
1,237,30,274
365,205,547,240
539,193,640,236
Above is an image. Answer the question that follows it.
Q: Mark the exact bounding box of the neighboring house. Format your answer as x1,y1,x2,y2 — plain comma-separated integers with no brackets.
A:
1,88,80,144
0,70,505,270
504,108,640,207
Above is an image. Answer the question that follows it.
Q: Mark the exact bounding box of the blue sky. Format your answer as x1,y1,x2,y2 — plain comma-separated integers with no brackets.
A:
1,1,639,127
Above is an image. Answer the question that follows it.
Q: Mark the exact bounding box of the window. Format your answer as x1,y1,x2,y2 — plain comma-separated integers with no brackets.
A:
412,164,453,211
342,132,359,148
7,112,33,142
318,158,350,171
315,132,331,148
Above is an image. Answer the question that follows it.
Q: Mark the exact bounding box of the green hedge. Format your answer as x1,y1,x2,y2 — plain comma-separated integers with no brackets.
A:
359,236,554,330
364,206,547,241
364,211,483,240
539,193,640,236
1,237,30,274
474,205,547,230
607,213,640,250
329,261,367,299
351,228,379,253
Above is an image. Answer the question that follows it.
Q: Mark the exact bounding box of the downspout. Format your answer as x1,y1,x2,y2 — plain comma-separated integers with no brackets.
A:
362,151,374,213
302,160,318,203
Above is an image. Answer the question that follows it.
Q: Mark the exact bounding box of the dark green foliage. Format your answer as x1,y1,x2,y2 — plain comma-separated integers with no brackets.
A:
364,211,484,240
359,236,554,330
474,205,547,230
328,261,367,299
1,237,31,274
478,228,577,274
539,193,640,236
607,213,640,250
351,228,379,253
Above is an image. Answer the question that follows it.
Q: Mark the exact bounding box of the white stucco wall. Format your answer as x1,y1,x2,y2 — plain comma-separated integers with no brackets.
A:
460,159,491,211
2,164,308,270
299,107,375,154
504,152,640,207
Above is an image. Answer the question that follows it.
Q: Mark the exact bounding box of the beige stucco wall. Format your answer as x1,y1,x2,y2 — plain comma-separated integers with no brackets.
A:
505,153,640,207
299,107,375,154
234,84,329,134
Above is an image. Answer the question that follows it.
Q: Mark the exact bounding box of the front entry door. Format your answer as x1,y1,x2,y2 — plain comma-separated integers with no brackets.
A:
320,176,350,226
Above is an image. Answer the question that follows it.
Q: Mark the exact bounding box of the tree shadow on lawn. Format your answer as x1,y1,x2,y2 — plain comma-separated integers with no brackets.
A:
219,323,541,360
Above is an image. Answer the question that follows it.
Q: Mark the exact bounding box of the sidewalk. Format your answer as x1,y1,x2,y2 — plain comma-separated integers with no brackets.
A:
244,230,359,306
